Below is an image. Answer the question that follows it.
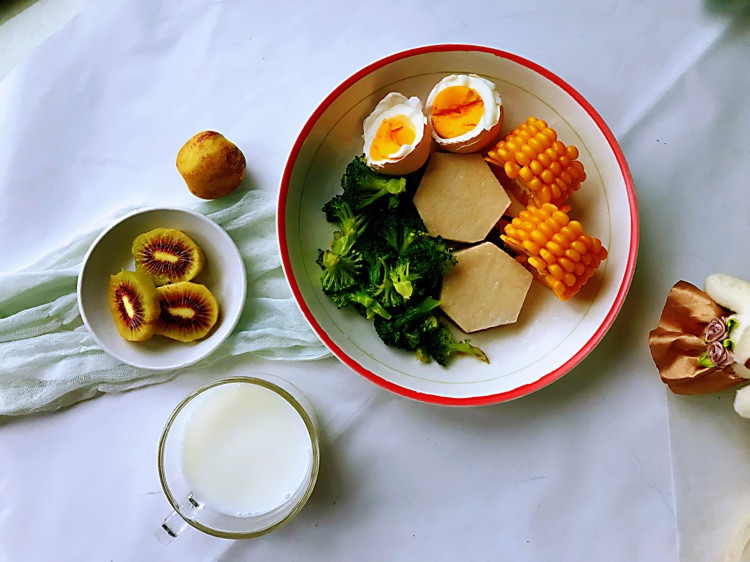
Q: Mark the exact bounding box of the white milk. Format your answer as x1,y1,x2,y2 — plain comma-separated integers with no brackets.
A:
180,382,313,517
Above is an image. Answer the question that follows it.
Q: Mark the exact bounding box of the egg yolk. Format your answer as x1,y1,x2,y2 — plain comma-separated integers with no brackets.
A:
369,115,416,161
430,86,484,139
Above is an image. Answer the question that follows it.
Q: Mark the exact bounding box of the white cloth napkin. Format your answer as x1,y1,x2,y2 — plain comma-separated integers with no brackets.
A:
0,188,329,415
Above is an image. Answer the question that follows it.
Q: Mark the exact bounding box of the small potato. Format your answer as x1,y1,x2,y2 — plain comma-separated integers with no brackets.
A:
176,131,246,199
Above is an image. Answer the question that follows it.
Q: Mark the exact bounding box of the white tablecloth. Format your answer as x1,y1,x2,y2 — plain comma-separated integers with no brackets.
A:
2,1,749,559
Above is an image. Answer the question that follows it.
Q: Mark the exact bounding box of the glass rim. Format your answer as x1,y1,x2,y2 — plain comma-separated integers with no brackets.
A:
157,375,320,540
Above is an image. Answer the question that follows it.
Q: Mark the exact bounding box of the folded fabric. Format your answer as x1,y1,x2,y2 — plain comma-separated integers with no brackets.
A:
648,280,744,395
0,189,329,416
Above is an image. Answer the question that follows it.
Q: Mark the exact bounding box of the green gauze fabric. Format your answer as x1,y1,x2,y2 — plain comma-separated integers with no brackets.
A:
0,189,329,416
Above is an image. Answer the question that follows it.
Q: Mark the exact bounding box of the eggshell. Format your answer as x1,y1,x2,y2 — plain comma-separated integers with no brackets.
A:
369,127,432,175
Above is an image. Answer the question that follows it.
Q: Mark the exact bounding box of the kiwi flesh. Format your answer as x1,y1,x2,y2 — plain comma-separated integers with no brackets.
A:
155,282,219,342
132,228,205,286
108,270,160,341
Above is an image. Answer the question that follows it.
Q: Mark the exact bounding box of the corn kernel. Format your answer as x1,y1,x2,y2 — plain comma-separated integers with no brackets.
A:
558,257,575,273
546,241,564,257
529,137,544,153
552,233,568,247
539,248,556,264
568,221,583,236
571,240,587,254
552,211,569,226
538,221,554,238
528,256,546,270
516,150,531,167
530,230,547,245
549,264,565,280
554,178,567,195
522,239,540,254
537,133,552,150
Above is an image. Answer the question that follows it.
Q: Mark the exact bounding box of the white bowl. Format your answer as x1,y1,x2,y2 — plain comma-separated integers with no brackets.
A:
278,45,638,405
78,207,246,370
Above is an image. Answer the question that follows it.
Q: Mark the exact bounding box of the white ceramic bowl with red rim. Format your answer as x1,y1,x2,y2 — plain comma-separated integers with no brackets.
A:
78,207,247,370
278,45,637,405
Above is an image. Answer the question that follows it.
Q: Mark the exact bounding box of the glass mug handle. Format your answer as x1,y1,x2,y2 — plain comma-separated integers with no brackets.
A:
154,493,204,544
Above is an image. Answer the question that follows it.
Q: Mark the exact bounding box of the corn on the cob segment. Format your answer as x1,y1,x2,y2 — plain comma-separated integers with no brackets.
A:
501,203,607,301
486,117,585,207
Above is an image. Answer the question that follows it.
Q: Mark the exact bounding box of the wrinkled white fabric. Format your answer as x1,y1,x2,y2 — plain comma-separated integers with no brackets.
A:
0,189,329,415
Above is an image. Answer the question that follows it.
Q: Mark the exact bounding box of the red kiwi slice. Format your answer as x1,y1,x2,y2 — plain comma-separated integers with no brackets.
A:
108,270,160,341
155,282,219,342
132,228,205,286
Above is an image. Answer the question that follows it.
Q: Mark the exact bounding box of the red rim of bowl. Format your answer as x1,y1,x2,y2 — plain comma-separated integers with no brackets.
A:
277,44,639,406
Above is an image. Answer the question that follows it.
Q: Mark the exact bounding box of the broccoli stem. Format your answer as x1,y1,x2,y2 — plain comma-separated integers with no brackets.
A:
346,290,391,320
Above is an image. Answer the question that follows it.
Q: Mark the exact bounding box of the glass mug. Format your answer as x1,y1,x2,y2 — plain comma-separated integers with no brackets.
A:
155,375,320,543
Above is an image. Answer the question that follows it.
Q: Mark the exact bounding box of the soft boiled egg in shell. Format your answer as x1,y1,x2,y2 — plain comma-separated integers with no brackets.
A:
425,74,503,153
363,93,432,176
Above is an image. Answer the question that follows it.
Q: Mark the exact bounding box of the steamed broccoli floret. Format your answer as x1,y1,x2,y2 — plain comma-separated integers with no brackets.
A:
322,193,356,223
401,236,456,299
317,248,362,295
357,233,395,266
377,310,488,365
367,256,405,310
324,197,368,256
379,214,424,255
373,297,442,350
316,197,369,294
341,156,407,210
389,260,420,301
330,288,391,320
423,322,489,367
